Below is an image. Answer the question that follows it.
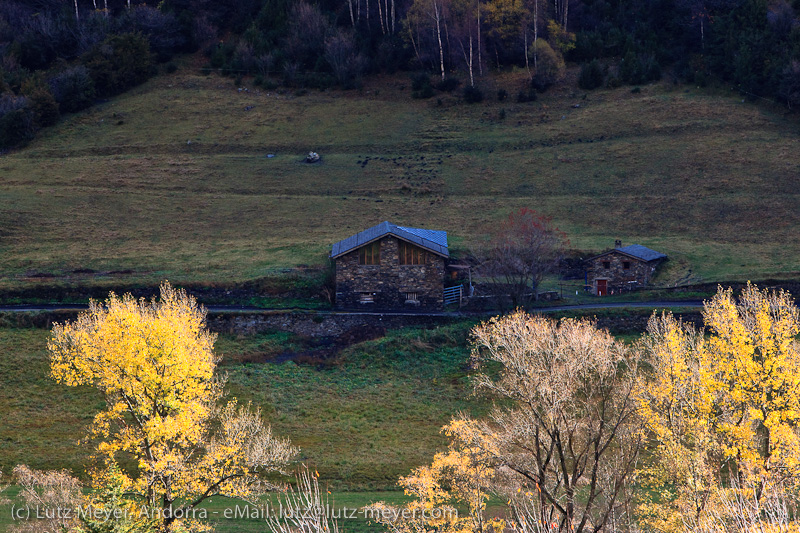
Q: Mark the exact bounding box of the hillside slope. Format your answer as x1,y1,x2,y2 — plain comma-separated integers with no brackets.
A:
1,68,798,288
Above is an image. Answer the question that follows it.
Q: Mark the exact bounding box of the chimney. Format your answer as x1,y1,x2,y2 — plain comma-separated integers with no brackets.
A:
614,240,622,248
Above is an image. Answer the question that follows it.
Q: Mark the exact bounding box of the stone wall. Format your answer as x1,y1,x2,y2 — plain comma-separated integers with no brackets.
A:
334,236,445,310
586,252,659,294
208,309,703,337
207,311,458,337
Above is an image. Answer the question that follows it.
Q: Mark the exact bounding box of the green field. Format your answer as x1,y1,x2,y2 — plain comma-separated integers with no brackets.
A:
1,66,799,291
0,321,483,489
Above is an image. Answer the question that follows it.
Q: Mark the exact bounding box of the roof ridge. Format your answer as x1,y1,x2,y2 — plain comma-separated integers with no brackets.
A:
331,221,449,258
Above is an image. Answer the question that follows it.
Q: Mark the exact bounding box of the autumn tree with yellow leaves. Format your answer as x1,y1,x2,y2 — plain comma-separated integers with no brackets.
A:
637,283,800,532
48,282,296,532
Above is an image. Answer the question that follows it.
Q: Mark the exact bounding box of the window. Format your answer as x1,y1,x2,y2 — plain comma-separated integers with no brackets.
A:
623,261,631,270
359,292,375,304
399,241,425,265
405,292,419,302
358,242,380,265
602,261,610,269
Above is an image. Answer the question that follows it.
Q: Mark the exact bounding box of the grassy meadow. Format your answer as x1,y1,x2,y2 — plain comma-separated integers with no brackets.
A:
1,66,799,291
0,318,486,530
0,321,484,489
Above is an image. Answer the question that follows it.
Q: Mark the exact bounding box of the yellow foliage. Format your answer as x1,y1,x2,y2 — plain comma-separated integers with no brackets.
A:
367,416,499,533
637,283,800,532
482,0,526,46
49,282,296,531
545,19,575,53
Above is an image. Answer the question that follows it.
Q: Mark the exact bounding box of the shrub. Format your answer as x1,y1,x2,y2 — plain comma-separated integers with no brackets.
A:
120,5,184,62
413,84,435,99
411,72,431,91
578,59,604,90
619,50,661,85
529,40,565,91
25,85,60,127
435,77,460,92
82,32,154,97
411,72,435,98
463,85,483,103
497,88,507,101
0,94,36,148
517,87,537,103
48,66,96,113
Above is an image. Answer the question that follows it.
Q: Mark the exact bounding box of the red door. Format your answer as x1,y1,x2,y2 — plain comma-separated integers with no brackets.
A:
596,279,607,296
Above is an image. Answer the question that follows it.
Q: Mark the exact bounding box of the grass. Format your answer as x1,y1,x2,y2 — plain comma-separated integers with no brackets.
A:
0,321,484,491
1,66,800,291
0,485,413,533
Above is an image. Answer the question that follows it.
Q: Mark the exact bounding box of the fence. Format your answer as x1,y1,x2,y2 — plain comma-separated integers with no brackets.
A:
443,285,463,307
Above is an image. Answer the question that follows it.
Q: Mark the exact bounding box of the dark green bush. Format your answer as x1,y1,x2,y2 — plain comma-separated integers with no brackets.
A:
48,66,96,114
82,33,154,97
26,87,60,127
463,85,483,103
517,87,537,103
619,51,661,86
578,59,604,90
497,88,507,101
435,77,460,92
412,85,435,99
411,72,434,98
411,72,431,91
0,95,36,149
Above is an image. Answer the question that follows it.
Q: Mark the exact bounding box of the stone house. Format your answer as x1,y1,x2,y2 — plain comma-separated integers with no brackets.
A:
330,221,449,310
585,241,667,296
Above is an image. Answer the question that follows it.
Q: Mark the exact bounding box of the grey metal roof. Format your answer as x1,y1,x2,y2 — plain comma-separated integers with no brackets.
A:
589,244,667,263
617,244,667,262
331,221,449,258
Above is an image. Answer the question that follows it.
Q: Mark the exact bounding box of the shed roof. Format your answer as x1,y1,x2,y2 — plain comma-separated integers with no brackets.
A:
589,244,667,263
331,221,449,258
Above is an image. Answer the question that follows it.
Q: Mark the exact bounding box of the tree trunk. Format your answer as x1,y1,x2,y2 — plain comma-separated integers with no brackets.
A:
434,0,445,80
468,32,474,86
524,27,529,76
533,0,538,71
477,5,482,76
377,0,386,34
73,0,80,21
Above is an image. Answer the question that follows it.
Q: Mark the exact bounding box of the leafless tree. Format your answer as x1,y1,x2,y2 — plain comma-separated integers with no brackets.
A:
468,312,644,533
325,29,367,87
476,208,566,306
12,465,83,533
406,0,449,79
266,467,340,533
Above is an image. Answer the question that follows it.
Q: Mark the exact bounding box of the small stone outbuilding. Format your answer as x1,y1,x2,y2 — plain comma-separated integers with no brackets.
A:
331,221,448,310
585,241,667,296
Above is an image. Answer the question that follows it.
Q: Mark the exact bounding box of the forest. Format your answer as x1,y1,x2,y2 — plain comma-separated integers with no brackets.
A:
1,0,800,148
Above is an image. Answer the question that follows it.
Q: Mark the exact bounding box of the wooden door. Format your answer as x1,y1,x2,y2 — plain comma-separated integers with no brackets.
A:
596,279,607,296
